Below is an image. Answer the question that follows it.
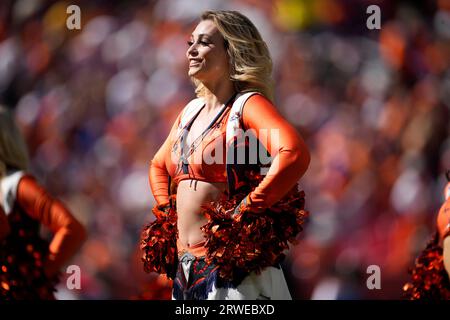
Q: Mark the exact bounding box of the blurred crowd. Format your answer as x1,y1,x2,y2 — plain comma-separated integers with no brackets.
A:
0,0,449,299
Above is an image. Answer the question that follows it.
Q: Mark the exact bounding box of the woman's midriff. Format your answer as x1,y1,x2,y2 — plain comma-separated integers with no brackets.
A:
176,179,227,257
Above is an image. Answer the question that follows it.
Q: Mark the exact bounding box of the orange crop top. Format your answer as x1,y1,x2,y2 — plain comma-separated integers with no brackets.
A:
149,94,311,211
169,100,232,186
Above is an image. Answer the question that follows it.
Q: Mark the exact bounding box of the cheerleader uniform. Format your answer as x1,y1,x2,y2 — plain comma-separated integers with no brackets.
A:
147,93,310,300
0,170,87,299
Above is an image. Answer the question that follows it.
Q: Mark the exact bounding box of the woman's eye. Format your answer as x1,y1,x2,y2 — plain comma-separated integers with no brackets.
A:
187,40,210,47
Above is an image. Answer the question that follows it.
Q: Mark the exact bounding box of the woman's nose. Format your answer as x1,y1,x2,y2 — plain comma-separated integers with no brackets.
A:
186,43,198,57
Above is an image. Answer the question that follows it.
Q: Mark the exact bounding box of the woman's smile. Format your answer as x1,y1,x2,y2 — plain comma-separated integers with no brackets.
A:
189,58,202,67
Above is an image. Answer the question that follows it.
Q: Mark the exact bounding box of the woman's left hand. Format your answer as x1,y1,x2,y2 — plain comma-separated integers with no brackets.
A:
228,194,253,220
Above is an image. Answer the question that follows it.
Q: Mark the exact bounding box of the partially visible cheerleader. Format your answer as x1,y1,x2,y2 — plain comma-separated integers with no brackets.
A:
0,105,87,299
403,171,450,299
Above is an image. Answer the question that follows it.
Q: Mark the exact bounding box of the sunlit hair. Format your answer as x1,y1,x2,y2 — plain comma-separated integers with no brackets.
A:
0,106,29,178
192,10,274,101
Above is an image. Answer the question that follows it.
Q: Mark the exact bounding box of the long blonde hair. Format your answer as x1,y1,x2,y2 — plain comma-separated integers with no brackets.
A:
0,106,29,178
193,10,274,101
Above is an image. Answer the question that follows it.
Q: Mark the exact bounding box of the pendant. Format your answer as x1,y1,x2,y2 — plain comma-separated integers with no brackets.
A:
182,160,189,174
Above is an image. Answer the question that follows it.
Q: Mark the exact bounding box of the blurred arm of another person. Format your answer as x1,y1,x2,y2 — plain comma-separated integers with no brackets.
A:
17,175,87,277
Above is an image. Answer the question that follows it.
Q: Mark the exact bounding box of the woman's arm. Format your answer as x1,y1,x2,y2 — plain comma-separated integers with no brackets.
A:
16,176,87,277
238,94,310,211
149,137,174,205
149,112,183,205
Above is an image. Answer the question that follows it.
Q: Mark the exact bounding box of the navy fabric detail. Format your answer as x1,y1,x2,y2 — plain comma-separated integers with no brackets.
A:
172,256,249,300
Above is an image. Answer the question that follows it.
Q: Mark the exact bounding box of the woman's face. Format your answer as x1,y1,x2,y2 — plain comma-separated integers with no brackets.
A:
186,20,229,82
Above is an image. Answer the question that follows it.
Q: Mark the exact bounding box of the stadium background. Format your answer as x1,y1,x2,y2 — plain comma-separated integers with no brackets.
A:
0,0,449,299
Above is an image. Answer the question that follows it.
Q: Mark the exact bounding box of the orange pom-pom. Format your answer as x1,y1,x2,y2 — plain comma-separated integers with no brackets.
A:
403,232,450,300
200,171,309,282
140,196,178,279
